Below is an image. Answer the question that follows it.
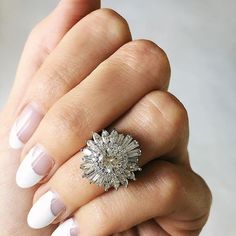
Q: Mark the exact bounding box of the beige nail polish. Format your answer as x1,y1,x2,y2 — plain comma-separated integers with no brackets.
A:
9,104,44,149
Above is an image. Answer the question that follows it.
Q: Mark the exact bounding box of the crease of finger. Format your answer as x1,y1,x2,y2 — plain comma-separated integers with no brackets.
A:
111,90,189,166
144,91,190,164
137,219,170,236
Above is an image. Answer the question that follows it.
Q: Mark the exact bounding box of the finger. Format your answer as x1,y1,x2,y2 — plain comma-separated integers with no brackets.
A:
111,91,189,166
113,220,168,236
27,90,185,229
136,220,169,236
9,8,131,149
113,227,139,236
52,161,211,236
4,0,100,122
112,218,170,236
16,40,170,189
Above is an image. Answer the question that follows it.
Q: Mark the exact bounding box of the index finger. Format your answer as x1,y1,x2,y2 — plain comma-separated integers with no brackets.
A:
4,0,100,122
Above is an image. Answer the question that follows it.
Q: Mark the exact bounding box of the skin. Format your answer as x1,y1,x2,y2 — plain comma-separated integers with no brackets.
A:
0,0,212,235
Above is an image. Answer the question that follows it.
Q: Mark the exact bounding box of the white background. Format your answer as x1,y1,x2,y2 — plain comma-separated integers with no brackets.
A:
0,1,235,235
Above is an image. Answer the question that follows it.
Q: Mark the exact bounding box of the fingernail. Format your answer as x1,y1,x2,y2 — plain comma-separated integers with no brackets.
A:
27,191,66,229
16,145,54,188
52,218,79,236
9,104,43,149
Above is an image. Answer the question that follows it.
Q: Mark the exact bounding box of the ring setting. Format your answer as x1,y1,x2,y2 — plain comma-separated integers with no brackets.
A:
80,129,142,191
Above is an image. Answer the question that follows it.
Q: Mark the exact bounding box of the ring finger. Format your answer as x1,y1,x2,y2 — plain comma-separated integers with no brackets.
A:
16,39,170,189
27,90,188,229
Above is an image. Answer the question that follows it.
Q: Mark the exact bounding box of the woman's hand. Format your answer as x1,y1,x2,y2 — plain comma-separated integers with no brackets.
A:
2,0,211,235
0,1,100,235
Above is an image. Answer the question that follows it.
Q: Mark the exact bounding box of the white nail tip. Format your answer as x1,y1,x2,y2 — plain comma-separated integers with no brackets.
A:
9,122,24,149
16,148,43,188
27,191,57,229
52,218,76,236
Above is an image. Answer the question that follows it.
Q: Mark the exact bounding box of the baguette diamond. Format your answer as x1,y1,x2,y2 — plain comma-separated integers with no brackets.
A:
80,130,142,191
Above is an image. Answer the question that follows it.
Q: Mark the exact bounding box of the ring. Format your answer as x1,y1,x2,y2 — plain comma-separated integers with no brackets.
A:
80,129,142,191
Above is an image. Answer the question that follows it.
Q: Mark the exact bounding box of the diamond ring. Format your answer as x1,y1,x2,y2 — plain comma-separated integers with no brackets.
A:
80,129,142,191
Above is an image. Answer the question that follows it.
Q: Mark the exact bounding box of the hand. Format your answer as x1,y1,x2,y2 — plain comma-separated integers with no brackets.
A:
0,0,100,235
3,0,211,235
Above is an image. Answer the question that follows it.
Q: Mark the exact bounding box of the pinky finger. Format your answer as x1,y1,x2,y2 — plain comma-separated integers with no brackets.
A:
51,161,211,236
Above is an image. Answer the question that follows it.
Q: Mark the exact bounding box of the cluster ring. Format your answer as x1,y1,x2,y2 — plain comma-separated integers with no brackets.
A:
80,129,142,191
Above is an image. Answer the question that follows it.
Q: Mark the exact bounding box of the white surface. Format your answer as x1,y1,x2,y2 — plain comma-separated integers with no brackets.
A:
0,0,235,235
52,218,76,236
27,191,57,229
16,146,43,188
9,121,24,149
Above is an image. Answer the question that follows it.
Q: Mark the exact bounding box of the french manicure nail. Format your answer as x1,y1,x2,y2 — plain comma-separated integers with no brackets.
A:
52,218,79,236
9,104,43,149
16,145,54,188
27,191,66,229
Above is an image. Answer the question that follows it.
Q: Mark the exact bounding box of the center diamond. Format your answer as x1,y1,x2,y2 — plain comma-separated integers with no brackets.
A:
99,152,123,173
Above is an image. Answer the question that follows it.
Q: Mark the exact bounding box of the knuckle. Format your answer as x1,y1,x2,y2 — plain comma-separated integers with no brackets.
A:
150,91,188,135
116,40,171,88
135,91,189,147
131,39,168,61
29,21,43,39
28,26,39,41
154,162,183,204
29,60,79,109
165,92,189,132
95,8,128,28
91,8,130,44
95,8,126,24
39,63,73,95
27,24,53,56
205,185,213,210
132,97,161,141
48,104,87,138
195,174,213,213
123,40,162,68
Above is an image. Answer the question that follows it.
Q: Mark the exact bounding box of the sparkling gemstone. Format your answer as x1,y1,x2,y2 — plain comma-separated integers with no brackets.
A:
81,130,142,191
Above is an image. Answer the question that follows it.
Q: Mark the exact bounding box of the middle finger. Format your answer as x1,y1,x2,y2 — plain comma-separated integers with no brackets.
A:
9,8,131,149
28,90,187,229
16,39,170,189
